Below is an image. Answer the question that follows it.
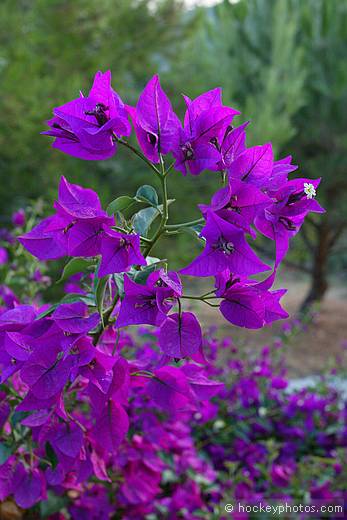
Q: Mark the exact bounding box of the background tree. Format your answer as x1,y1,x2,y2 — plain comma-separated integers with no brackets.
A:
0,0,187,213
291,0,347,308
170,0,347,307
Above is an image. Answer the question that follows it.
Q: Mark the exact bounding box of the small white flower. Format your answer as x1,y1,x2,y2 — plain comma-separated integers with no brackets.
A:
213,419,226,431
304,182,316,199
259,406,267,417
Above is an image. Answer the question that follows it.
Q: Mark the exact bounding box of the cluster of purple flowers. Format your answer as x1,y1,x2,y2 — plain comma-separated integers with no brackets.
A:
197,335,346,511
1,323,345,518
20,71,324,337
0,71,328,515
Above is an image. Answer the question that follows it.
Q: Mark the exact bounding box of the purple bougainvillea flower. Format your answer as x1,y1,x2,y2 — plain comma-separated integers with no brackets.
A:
55,176,110,221
4,331,35,361
12,208,26,227
67,220,105,257
0,305,36,332
0,350,24,382
69,337,96,380
227,143,273,188
52,302,99,334
159,312,202,358
88,356,130,413
255,178,324,265
0,396,10,429
20,344,75,399
116,274,176,328
146,269,182,314
181,364,225,400
0,247,8,265
99,228,146,277
199,179,270,235
52,422,84,459
262,288,288,325
0,286,20,309
120,460,162,506
107,356,130,405
217,274,288,329
13,467,45,509
21,410,52,427
149,269,183,296
91,400,129,452
0,457,17,501
43,71,131,160
182,88,239,143
277,178,324,216
266,155,298,192
271,464,296,487
20,318,71,355
181,210,270,277
147,366,194,412
19,176,115,261
220,282,265,329
175,138,221,176
0,306,38,375
45,465,65,486
15,390,61,412
217,122,249,170
173,88,239,175
18,214,70,260
127,75,181,163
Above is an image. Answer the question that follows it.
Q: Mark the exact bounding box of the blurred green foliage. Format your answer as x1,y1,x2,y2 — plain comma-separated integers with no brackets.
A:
0,0,188,212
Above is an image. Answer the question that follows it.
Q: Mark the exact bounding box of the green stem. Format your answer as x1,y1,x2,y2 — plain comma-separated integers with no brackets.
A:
164,160,175,176
93,158,168,345
92,294,119,346
181,294,218,301
165,217,204,230
142,156,169,257
180,294,220,308
140,236,152,244
115,136,161,177
131,370,154,378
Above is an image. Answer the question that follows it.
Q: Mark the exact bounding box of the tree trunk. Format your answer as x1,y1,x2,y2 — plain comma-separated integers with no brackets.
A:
301,221,330,312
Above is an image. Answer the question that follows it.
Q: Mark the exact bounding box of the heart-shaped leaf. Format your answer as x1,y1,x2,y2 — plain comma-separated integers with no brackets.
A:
135,185,159,206
95,275,109,322
107,196,134,215
58,257,96,283
132,207,160,237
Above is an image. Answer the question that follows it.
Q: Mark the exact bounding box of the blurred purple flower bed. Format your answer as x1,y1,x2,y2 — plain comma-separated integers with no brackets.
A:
1,314,346,518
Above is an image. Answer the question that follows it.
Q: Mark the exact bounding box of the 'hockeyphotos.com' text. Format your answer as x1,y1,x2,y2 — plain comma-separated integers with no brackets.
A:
224,500,345,517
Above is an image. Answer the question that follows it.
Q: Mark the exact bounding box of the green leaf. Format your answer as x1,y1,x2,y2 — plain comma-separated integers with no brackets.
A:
0,442,14,465
181,224,204,242
35,294,95,320
57,257,96,283
40,491,69,517
113,273,125,298
0,384,11,395
135,185,159,206
61,293,95,306
45,441,58,470
146,256,162,265
95,275,109,323
132,207,160,237
11,411,29,427
132,259,167,285
107,196,134,215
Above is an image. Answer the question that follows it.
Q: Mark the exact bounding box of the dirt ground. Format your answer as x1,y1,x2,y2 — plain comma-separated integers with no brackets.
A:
186,273,347,377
